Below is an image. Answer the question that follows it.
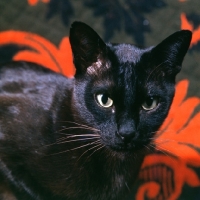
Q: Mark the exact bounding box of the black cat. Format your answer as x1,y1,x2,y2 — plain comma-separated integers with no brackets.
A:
0,22,191,200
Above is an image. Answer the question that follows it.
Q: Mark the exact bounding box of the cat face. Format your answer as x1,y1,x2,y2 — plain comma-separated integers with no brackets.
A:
69,22,192,153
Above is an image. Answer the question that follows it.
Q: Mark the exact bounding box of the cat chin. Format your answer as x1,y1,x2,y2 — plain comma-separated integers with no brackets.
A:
102,136,151,154
105,144,147,159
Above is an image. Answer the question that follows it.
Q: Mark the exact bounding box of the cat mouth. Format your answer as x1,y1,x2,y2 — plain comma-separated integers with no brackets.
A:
108,140,151,153
100,135,151,153
109,143,143,152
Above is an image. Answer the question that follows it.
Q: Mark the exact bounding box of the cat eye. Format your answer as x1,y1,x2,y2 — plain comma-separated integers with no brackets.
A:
142,97,159,111
95,94,113,108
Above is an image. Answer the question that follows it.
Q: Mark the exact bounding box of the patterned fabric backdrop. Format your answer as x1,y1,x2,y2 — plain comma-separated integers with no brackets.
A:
0,0,200,199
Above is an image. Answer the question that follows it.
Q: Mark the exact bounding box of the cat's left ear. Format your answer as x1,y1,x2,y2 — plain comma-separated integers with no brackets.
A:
151,30,192,76
69,21,107,77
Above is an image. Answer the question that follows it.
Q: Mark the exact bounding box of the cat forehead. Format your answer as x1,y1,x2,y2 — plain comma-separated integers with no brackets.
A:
86,44,151,77
112,44,150,63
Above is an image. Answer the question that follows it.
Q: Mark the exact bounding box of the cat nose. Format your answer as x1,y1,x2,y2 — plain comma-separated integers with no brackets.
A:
117,122,136,143
117,130,135,143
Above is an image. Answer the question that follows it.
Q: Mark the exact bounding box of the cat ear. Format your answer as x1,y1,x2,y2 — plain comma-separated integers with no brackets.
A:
150,30,192,76
69,21,107,77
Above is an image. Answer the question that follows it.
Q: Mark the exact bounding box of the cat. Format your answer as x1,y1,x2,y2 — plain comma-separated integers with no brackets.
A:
0,22,191,200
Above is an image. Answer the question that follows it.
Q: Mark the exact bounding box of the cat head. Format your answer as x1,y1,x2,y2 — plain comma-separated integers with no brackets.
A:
69,21,192,153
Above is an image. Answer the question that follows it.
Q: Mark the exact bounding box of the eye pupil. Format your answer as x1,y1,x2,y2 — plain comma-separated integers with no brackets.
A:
146,97,153,106
102,94,108,104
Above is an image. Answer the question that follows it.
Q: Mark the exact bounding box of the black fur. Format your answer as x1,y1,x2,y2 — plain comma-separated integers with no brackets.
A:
0,22,191,200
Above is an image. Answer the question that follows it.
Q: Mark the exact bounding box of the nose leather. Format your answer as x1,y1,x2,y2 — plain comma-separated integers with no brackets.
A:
117,120,136,143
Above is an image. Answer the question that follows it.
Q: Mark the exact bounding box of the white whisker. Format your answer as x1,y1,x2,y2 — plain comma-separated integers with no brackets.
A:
57,134,100,142
77,141,103,161
58,126,99,132
151,144,177,159
85,144,105,161
149,144,170,158
49,141,99,155
154,138,177,144
58,121,100,131
56,137,99,145
125,182,130,192
143,144,154,154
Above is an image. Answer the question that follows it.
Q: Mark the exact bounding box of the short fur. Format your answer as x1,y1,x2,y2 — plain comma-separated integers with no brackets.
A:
0,22,192,200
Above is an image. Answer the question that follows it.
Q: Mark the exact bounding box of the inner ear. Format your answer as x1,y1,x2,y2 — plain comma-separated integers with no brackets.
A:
69,21,107,76
150,30,192,76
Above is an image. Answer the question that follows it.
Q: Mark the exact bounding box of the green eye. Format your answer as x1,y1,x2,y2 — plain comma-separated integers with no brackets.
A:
142,97,159,111
96,94,113,108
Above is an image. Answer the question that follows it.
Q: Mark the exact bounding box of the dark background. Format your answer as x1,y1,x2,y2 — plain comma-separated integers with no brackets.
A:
0,0,199,99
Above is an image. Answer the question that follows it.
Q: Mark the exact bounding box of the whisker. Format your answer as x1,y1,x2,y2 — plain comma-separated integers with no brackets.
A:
56,137,99,145
60,134,100,138
49,141,99,156
156,145,175,155
143,144,154,154
85,144,105,161
153,139,178,153
57,133,100,140
148,143,170,158
56,135,100,144
77,141,102,161
152,144,178,159
125,182,130,192
58,121,100,131
42,133,100,149
154,138,177,144
57,134,100,141
58,126,99,132
149,129,176,138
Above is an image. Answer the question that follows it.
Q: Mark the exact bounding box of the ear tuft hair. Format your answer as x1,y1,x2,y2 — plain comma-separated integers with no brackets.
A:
69,22,107,77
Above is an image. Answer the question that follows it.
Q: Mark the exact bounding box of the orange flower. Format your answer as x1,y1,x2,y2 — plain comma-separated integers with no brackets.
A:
137,80,200,200
181,13,200,47
28,0,50,6
157,80,200,164
0,31,75,78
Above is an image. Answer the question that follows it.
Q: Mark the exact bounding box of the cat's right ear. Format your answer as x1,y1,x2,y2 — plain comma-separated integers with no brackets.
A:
69,22,107,77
